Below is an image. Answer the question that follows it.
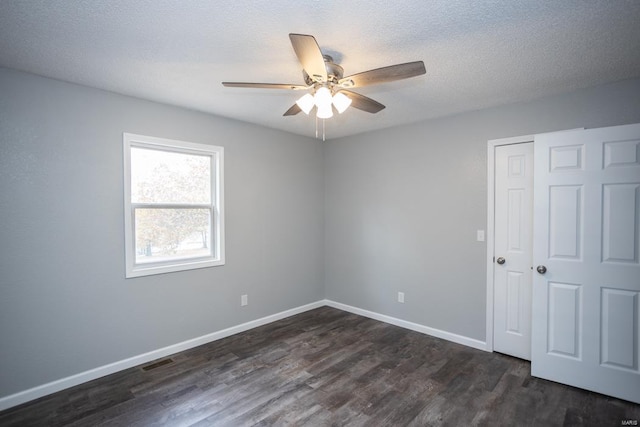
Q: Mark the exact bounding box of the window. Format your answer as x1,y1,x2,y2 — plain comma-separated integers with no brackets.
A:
123,133,224,277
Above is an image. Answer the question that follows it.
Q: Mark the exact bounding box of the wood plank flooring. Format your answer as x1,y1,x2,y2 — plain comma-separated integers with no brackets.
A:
1,306,638,426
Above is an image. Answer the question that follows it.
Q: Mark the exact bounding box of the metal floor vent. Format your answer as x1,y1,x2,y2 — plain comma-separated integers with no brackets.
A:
141,358,174,371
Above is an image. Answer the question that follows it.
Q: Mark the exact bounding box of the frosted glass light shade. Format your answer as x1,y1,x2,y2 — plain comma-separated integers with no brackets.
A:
314,87,332,107
295,93,315,114
332,92,352,114
316,103,333,119
314,87,333,119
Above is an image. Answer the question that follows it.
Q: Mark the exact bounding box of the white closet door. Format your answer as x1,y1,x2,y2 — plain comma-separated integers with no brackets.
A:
531,123,640,404
493,142,533,360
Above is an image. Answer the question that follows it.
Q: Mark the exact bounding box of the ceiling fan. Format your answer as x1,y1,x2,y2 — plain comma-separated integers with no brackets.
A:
222,33,426,120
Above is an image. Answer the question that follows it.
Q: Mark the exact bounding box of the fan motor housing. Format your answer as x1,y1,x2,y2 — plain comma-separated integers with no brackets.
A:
303,55,344,85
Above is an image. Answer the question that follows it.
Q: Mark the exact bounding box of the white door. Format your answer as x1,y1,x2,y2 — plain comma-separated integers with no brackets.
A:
493,142,534,360
531,123,640,404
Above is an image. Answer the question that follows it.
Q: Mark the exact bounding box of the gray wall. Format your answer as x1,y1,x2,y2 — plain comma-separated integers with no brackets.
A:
324,78,640,341
0,68,325,398
2,65,640,401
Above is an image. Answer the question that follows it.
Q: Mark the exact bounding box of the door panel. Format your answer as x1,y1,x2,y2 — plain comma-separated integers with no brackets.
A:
508,189,525,251
532,123,640,404
493,142,533,360
548,185,582,259
603,140,640,168
547,282,581,358
506,271,523,333
602,184,639,263
601,288,638,371
549,144,584,171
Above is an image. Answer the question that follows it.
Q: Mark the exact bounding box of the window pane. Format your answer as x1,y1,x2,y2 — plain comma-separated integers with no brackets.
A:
134,208,212,264
131,147,211,204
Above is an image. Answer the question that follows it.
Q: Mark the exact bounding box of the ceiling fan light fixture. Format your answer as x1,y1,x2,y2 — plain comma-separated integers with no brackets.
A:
296,93,315,114
332,92,352,114
222,34,426,130
314,86,334,119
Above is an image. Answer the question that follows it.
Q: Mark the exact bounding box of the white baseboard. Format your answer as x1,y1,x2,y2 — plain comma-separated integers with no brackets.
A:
324,300,488,351
1,299,488,411
0,300,325,412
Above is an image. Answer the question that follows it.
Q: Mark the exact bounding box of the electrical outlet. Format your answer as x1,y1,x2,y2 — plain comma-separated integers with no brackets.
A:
398,292,405,303
241,294,248,306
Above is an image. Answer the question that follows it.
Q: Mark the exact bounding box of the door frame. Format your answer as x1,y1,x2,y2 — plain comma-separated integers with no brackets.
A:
485,134,534,352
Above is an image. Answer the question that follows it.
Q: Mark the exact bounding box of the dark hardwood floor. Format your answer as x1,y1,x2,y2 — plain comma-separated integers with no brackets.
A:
1,306,638,426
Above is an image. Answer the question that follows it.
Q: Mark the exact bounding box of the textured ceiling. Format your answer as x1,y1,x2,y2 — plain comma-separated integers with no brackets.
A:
1,0,640,140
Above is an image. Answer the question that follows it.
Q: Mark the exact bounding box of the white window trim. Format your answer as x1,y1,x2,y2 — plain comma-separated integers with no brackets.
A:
123,133,225,278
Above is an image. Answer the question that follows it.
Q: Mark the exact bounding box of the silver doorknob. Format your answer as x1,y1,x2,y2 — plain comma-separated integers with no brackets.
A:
496,257,506,265
536,265,547,274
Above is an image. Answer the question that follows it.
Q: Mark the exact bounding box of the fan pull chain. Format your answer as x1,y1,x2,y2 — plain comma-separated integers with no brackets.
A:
323,119,326,142
313,116,326,141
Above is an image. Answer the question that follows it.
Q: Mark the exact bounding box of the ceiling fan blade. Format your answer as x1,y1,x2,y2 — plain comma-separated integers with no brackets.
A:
222,82,308,90
283,103,302,116
339,61,426,88
289,33,327,83
340,90,386,113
